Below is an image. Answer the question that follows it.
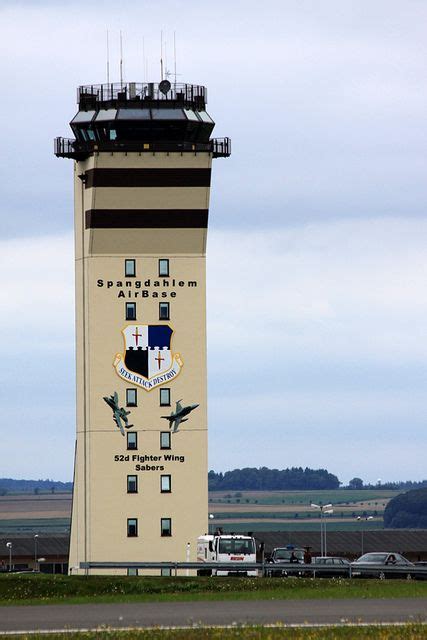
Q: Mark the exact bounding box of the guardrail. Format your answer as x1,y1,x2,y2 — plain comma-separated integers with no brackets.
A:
79,561,427,579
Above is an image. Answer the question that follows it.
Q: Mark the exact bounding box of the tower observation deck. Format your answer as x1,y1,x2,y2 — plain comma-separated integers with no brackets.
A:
55,81,230,160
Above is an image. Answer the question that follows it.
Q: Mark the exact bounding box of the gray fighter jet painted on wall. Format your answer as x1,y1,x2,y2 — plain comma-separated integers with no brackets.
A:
162,399,199,433
103,392,134,436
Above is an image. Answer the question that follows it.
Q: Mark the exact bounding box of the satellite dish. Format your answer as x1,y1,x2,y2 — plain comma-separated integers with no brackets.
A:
159,79,171,95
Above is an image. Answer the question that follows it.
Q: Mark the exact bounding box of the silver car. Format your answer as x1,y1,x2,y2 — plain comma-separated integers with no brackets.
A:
351,552,414,580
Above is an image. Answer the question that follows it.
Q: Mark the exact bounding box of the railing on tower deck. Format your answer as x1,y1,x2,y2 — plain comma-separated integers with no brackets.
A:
77,83,207,107
54,137,231,159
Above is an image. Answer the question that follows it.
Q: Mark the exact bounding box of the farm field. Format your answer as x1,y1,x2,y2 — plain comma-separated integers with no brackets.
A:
0,489,402,534
208,489,400,531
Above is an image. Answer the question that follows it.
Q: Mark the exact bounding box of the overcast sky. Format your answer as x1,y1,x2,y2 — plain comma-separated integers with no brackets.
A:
1,0,426,484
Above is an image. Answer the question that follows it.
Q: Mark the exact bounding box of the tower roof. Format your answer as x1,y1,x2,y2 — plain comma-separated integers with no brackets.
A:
55,81,230,160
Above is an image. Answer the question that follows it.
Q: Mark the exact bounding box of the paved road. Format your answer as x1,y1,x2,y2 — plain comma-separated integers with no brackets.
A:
1,598,427,632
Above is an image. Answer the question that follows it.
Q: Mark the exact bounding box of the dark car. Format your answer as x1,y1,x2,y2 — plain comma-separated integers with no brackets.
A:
312,556,350,578
351,552,414,580
266,546,305,577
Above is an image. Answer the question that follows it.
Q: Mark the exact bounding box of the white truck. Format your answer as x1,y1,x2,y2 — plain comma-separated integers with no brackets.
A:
196,533,257,576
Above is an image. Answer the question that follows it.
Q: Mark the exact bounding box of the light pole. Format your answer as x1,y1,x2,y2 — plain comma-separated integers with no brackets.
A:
6,542,12,572
356,515,373,555
323,509,334,557
209,513,214,534
311,503,333,556
34,534,39,571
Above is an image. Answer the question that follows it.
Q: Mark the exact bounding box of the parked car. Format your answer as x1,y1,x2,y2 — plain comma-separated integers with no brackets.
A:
351,552,414,580
266,546,305,577
312,556,350,578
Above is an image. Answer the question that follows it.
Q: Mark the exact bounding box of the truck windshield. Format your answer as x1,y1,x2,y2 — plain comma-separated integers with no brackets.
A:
218,539,255,555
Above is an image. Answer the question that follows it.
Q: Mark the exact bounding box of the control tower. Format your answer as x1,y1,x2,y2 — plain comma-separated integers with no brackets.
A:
55,80,230,575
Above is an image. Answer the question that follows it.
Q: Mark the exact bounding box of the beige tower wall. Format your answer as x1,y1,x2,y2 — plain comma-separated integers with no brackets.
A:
69,151,212,575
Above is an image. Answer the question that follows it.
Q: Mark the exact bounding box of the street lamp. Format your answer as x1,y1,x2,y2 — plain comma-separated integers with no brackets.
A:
34,535,39,571
311,504,333,556
6,542,12,572
323,509,334,557
208,513,214,535
356,515,374,555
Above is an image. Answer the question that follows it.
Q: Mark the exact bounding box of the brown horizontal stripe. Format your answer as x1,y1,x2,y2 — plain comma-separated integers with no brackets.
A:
85,209,208,229
85,168,211,188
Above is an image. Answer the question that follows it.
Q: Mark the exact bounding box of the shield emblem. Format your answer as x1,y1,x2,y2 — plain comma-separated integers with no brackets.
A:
113,324,183,391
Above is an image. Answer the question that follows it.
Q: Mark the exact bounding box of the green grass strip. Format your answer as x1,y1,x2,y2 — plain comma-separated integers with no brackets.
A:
1,575,427,607
3,623,427,640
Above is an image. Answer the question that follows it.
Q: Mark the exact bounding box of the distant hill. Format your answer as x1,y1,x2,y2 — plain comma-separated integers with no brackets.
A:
0,478,73,495
384,488,427,528
208,467,340,491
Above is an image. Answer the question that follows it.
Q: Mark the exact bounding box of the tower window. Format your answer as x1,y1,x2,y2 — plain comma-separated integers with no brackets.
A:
161,518,172,537
127,475,138,493
159,259,169,277
159,302,169,320
161,475,171,493
160,388,170,406
127,518,138,537
126,303,136,320
160,432,171,450
125,259,136,277
127,432,138,450
126,388,137,407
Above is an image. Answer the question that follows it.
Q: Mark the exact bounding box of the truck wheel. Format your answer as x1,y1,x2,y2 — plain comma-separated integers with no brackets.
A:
197,569,212,577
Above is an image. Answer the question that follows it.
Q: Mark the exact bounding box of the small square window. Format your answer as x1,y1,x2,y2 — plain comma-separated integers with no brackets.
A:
161,518,172,537
127,567,138,576
125,259,136,277
161,475,171,493
127,518,138,537
160,432,171,450
127,432,138,450
126,388,137,407
159,302,169,320
160,388,170,406
160,567,171,576
126,302,136,321
127,475,138,493
159,259,169,277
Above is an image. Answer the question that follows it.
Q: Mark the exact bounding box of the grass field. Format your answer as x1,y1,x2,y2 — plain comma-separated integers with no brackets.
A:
209,490,400,505
1,574,427,607
4,626,427,640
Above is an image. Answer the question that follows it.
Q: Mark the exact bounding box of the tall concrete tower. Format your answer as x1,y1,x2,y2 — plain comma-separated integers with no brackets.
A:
55,80,230,574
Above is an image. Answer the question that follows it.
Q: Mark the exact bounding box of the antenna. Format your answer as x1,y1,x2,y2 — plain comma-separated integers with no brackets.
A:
120,30,123,86
142,36,146,83
173,31,177,85
106,29,110,85
160,30,164,80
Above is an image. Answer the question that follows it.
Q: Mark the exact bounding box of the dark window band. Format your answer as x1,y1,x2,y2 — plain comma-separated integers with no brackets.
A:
85,209,208,229
84,168,211,188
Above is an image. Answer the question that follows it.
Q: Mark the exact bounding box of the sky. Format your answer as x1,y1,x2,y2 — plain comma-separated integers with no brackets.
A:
1,0,426,484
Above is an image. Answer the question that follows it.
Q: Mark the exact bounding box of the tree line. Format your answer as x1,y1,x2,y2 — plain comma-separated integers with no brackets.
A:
208,467,340,491
0,478,73,495
384,488,427,528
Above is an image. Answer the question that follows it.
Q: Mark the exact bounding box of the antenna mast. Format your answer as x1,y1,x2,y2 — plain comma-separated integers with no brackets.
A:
142,36,146,83
120,30,123,86
106,30,110,85
174,31,177,85
160,30,164,80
